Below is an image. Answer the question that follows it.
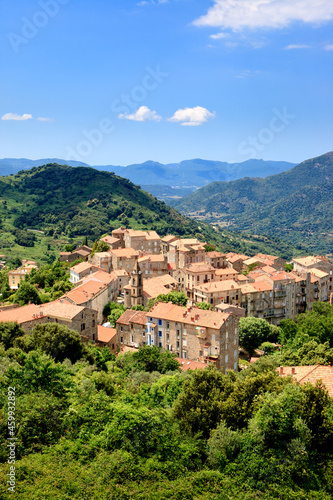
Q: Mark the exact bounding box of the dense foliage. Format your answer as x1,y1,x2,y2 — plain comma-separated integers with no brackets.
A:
0,321,333,499
174,152,333,254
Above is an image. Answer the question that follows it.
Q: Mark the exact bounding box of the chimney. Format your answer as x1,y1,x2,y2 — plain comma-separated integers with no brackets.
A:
279,367,283,375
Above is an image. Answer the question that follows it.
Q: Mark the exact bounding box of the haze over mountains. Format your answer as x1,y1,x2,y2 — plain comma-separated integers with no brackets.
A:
173,152,333,255
0,158,295,197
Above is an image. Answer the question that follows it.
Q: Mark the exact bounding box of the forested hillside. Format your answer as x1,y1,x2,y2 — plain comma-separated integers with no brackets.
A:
173,152,333,254
0,163,303,264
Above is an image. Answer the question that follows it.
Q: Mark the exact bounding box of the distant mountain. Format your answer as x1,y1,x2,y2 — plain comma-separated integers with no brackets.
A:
0,158,90,176
173,152,333,255
0,158,295,191
92,158,296,188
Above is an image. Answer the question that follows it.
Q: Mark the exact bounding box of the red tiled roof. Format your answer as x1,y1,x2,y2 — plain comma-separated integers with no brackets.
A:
278,365,333,397
97,326,117,343
176,358,207,371
117,310,147,326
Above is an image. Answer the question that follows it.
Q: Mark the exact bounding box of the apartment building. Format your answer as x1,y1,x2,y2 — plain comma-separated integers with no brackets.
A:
109,248,139,272
123,229,161,254
117,303,239,372
167,238,206,269
175,262,216,300
138,254,168,279
194,279,242,308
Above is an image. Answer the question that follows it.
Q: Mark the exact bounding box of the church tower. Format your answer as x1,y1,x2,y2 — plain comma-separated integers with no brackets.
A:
130,261,143,307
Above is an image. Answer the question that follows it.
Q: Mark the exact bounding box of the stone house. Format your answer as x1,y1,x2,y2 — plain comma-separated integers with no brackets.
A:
194,280,242,308
146,302,239,373
175,262,216,300
0,300,97,341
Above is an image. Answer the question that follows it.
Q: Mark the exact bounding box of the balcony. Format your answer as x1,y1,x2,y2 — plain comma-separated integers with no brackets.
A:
274,291,286,298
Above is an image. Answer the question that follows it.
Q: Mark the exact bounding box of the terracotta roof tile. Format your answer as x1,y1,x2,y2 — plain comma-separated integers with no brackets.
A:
97,326,117,343
278,365,333,397
148,302,230,329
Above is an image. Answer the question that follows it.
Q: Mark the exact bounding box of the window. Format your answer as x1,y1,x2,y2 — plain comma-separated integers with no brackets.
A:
120,337,123,343
159,342,162,348
120,326,123,332
176,341,180,348
166,322,169,330
183,339,187,346
131,335,134,343
183,351,187,359
199,350,203,356
212,334,215,342
158,319,162,326
225,354,228,363
81,323,85,331
159,331,162,337
92,334,96,341
131,323,133,330
92,320,95,327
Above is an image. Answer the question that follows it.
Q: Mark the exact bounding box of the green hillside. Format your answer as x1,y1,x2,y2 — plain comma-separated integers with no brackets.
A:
173,152,333,254
0,163,304,264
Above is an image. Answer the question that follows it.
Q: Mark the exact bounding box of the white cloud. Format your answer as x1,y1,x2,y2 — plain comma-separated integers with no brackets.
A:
325,44,333,50
210,32,227,40
284,44,311,50
193,0,333,31
37,117,54,122
118,106,162,122
1,113,33,121
168,106,216,126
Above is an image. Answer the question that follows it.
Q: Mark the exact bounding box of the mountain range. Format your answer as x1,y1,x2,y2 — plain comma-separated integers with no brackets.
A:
0,158,295,198
172,152,333,255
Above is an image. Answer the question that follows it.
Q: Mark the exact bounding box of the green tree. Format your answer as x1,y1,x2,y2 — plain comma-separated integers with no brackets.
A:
172,367,235,438
108,307,126,327
14,282,41,305
0,322,25,349
117,345,180,374
239,317,271,355
23,323,89,363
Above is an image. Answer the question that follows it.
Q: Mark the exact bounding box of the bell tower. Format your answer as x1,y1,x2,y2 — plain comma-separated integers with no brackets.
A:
130,261,143,307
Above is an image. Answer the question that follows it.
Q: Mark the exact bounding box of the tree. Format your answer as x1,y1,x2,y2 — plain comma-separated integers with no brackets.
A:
108,307,126,327
91,240,110,256
279,340,333,366
14,282,41,305
239,317,271,355
24,323,88,363
172,367,235,438
195,302,213,310
0,322,25,349
117,345,180,375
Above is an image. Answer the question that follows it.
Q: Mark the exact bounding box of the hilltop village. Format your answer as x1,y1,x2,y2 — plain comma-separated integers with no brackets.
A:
1,227,333,373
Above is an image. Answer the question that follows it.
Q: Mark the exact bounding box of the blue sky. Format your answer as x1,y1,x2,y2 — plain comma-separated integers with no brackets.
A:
1,0,333,166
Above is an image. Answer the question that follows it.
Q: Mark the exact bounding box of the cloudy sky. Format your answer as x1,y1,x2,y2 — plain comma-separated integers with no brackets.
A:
1,0,332,165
